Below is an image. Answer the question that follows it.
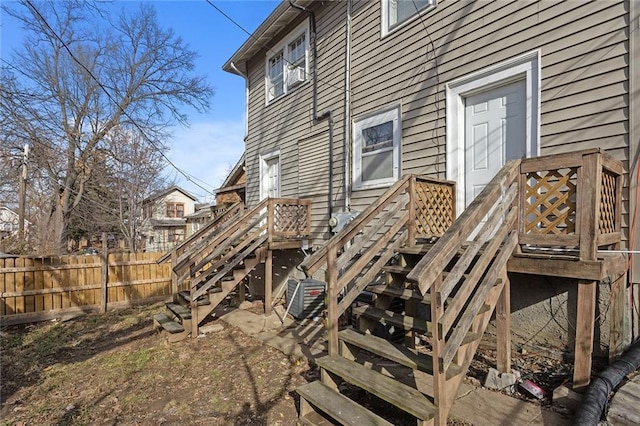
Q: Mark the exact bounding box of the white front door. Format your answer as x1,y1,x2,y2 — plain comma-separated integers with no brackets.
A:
261,154,280,199
464,80,526,207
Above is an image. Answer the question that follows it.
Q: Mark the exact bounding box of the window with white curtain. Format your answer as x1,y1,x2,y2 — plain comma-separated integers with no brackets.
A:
353,105,402,190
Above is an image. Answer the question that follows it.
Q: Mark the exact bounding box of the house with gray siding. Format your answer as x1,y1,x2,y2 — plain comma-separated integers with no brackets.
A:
156,1,640,423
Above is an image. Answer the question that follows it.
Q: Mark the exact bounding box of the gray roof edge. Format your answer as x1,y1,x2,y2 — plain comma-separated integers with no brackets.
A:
222,0,314,74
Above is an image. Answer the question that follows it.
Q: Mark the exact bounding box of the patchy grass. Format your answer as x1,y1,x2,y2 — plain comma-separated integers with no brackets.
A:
1,304,309,425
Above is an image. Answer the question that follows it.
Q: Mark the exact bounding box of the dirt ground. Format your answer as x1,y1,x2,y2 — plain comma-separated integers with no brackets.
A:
1,304,310,425
1,302,577,425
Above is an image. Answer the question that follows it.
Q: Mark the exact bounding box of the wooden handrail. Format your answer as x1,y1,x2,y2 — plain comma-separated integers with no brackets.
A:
300,175,412,276
157,202,244,264
406,160,521,293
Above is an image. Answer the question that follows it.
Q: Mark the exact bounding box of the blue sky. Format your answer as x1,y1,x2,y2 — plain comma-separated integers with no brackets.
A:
0,0,280,202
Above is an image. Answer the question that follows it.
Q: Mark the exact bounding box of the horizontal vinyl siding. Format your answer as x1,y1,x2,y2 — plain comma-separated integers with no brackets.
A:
347,0,629,247
244,1,347,243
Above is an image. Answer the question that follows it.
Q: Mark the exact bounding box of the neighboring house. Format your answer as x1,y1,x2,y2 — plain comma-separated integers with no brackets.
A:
214,153,246,213
0,207,20,237
223,0,638,343
141,186,197,252
0,206,28,239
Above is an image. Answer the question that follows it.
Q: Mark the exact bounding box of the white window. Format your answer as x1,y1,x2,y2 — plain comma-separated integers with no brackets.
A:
382,0,436,37
353,105,401,190
265,23,309,104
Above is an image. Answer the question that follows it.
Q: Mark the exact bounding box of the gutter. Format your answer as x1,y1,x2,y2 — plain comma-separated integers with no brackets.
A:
289,0,335,220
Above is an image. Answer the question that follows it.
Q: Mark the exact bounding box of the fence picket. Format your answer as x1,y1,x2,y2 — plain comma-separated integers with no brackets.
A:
0,253,172,325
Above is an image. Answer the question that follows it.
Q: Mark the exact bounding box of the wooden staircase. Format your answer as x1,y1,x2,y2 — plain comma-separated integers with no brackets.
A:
154,198,312,341
296,166,520,425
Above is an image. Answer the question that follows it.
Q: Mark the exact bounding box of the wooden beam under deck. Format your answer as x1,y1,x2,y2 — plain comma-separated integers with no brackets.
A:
507,252,627,281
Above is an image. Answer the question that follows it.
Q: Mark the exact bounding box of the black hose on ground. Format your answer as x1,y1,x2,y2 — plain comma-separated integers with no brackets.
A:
573,340,640,425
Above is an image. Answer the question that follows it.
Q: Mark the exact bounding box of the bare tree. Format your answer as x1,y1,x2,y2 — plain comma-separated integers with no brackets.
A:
0,1,213,253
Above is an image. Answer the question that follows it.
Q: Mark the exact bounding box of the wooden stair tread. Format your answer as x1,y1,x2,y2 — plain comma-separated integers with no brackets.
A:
352,305,481,345
395,245,435,256
316,355,436,421
367,284,429,302
166,303,191,319
153,313,184,334
297,380,393,426
178,291,211,305
382,265,412,275
352,305,430,334
339,328,462,379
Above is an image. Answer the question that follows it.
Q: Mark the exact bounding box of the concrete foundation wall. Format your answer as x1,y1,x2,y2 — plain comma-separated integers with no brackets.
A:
486,273,615,358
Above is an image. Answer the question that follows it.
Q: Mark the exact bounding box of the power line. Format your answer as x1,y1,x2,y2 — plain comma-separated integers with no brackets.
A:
22,0,216,197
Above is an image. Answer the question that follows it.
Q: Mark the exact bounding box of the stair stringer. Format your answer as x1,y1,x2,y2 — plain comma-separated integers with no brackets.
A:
194,252,263,325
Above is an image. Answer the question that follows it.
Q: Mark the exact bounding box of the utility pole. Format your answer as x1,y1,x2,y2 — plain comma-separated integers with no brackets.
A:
18,143,29,241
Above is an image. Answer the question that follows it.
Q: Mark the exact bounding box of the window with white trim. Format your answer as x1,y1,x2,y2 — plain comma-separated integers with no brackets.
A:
353,105,401,190
382,0,436,37
265,23,309,103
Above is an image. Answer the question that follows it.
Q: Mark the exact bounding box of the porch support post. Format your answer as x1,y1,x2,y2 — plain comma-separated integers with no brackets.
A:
496,269,511,373
573,152,601,389
574,279,597,389
326,246,339,355
265,249,273,316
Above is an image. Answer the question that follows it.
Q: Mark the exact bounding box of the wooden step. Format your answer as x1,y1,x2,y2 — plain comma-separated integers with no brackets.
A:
367,284,429,302
178,291,211,305
352,305,481,345
297,380,393,426
395,244,435,256
153,313,184,334
166,303,191,320
382,265,412,275
338,328,462,380
316,355,436,422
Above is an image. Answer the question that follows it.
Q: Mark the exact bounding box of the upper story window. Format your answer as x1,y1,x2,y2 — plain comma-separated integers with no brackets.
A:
265,23,309,104
166,202,184,218
353,105,402,190
382,0,437,37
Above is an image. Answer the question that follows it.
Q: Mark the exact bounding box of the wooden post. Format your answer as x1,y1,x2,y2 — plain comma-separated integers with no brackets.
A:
265,249,273,316
407,176,416,246
496,269,511,373
267,199,274,244
573,152,601,389
609,272,627,361
101,232,108,313
430,273,448,425
326,246,339,356
170,250,178,303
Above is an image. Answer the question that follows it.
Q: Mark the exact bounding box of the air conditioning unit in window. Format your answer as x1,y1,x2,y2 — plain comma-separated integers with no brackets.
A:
286,66,306,88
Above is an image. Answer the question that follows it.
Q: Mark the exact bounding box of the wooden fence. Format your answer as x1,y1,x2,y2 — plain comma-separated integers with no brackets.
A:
0,252,172,325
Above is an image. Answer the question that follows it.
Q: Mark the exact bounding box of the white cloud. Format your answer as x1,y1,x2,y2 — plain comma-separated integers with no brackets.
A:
166,119,245,202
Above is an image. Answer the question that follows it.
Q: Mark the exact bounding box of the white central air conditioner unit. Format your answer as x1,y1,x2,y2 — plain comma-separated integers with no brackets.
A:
286,66,306,89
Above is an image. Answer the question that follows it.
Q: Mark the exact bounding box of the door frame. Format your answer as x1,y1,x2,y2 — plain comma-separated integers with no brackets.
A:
259,149,280,201
445,50,541,214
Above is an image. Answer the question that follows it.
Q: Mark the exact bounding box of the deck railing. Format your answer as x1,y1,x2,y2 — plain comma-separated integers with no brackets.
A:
300,174,456,354
518,148,624,258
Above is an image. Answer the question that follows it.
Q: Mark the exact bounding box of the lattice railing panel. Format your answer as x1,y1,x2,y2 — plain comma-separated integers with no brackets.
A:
523,168,577,235
413,180,454,237
272,203,309,236
599,170,617,234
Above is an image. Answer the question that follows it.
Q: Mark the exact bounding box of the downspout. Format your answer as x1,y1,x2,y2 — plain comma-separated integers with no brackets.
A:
344,0,352,211
229,61,249,140
289,0,335,219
